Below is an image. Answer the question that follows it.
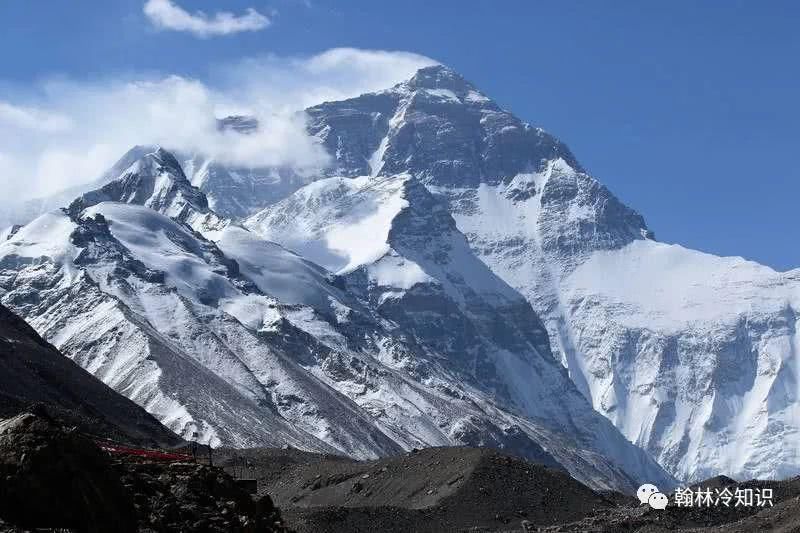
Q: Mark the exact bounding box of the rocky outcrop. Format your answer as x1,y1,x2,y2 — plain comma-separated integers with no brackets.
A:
306,65,581,187
67,147,228,237
0,411,137,532
0,412,290,533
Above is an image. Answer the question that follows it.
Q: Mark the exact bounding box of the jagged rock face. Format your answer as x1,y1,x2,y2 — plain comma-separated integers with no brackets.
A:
182,155,312,219
306,65,580,187
0,146,154,231
0,226,20,242
67,147,228,236
246,175,560,413
0,412,290,533
0,412,137,533
0,148,673,492
68,148,207,214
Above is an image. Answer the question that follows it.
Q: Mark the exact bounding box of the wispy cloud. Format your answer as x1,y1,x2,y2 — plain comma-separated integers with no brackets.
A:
0,48,437,202
220,48,440,110
143,0,271,38
0,102,73,133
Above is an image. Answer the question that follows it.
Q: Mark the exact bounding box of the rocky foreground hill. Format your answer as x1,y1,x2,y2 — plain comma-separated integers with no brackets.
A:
0,409,798,532
217,446,800,533
0,302,289,532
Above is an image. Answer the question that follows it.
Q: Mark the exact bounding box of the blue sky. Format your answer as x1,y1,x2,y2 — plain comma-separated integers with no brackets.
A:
1,0,798,270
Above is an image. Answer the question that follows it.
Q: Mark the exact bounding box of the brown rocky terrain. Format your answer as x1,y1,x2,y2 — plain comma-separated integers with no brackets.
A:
2,408,798,532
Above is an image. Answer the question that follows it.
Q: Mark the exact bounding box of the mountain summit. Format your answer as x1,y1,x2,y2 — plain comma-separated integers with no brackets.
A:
68,148,206,216
68,147,227,237
305,64,582,188
405,64,482,96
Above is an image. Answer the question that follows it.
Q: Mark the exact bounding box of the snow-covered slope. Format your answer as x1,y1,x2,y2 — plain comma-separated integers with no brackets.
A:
446,158,800,482
246,172,673,490
182,155,312,220
0,226,20,242
561,240,800,480
0,150,673,491
277,64,800,483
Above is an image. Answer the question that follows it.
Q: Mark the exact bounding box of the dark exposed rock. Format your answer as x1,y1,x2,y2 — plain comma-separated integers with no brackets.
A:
0,412,137,532
66,147,212,227
117,459,288,532
0,226,21,241
219,446,618,533
218,115,259,135
215,446,800,533
0,412,292,533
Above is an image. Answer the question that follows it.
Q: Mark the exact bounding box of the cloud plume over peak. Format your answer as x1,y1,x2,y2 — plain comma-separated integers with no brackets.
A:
143,0,271,38
0,48,437,205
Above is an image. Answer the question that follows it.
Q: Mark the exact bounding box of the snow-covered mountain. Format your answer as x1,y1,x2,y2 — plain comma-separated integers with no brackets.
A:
3,64,795,485
0,146,672,491
245,172,670,489
0,226,20,242
244,64,798,483
445,155,800,482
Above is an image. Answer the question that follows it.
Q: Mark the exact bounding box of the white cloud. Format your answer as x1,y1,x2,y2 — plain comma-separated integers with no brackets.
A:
0,102,73,133
222,48,439,110
143,0,271,38
0,48,438,204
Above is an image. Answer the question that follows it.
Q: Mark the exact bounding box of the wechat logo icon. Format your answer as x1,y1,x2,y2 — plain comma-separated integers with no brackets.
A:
638,484,668,510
